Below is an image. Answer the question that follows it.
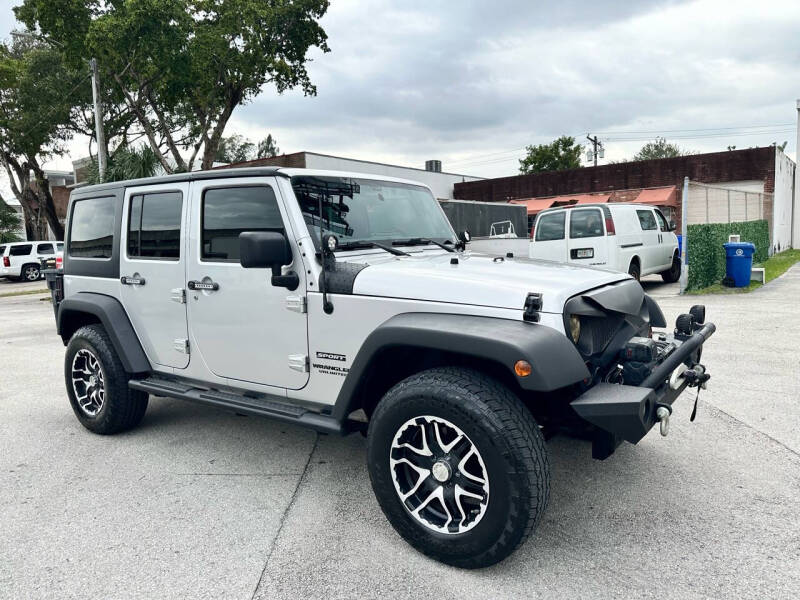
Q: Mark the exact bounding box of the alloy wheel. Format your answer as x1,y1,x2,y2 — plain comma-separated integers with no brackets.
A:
24,266,40,281
71,349,106,417
390,415,490,534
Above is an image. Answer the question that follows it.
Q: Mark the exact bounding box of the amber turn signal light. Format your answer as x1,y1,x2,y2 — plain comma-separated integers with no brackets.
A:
514,360,532,377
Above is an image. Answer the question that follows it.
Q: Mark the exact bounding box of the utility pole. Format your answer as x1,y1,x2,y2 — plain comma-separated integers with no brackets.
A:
679,176,689,294
90,58,108,182
586,134,604,167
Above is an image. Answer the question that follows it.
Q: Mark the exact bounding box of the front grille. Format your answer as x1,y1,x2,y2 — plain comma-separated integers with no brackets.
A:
577,315,624,357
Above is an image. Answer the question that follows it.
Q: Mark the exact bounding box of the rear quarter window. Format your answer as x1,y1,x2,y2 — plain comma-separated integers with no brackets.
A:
69,196,115,259
0,245,6,256
9,244,32,256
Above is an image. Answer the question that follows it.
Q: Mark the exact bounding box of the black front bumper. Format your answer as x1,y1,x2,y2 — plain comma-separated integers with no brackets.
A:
570,322,715,458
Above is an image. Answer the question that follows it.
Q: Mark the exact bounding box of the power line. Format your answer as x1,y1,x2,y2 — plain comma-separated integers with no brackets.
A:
593,122,794,135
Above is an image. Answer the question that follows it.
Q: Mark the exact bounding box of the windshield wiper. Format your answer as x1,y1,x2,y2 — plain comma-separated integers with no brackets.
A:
391,238,455,253
337,240,410,256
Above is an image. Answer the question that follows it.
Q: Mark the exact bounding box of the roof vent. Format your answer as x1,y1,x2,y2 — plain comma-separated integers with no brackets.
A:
425,159,442,173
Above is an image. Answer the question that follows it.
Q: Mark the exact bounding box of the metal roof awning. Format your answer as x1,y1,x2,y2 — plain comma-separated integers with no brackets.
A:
635,186,677,206
509,198,556,215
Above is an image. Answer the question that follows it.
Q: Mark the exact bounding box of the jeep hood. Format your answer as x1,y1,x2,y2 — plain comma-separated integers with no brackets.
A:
346,251,630,313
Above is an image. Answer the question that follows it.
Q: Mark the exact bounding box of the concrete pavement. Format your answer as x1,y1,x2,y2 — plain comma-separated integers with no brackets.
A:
1,270,798,599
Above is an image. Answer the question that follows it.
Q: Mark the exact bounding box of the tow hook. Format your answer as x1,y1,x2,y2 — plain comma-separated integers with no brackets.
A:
655,403,672,437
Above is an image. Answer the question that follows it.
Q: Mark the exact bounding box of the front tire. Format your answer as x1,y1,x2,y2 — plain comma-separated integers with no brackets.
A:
64,325,148,434
367,367,550,568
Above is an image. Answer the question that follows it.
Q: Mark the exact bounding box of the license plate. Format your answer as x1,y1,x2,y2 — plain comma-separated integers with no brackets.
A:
575,248,594,259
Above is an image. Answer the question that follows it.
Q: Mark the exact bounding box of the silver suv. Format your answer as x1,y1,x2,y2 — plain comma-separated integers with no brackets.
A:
48,167,714,568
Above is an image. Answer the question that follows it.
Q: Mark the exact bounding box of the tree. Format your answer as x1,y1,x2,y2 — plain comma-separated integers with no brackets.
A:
215,134,256,164
257,134,280,158
84,144,159,184
0,34,88,239
632,137,684,161
519,136,583,174
0,196,22,243
17,0,329,172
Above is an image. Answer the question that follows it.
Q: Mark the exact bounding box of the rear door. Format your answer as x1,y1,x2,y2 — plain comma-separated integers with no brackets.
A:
120,184,190,369
635,208,661,274
531,211,567,262
567,207,607,268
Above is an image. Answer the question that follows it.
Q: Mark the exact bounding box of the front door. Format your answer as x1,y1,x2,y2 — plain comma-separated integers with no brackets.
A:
120,184,190,369
186,178,309,390
635,208,661,273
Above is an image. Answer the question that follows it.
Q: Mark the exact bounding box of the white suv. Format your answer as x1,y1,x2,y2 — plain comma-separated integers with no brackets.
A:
530,203,680,282
0,241,63,281
47,168,714,568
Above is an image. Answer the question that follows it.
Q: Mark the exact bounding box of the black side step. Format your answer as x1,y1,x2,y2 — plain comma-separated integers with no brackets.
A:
130,377,348,435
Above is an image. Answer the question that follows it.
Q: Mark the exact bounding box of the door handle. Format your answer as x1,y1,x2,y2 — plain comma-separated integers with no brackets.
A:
121,275,146,286
188,280,219,291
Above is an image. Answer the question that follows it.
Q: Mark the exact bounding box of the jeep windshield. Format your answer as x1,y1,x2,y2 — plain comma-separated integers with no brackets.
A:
291,175,455,250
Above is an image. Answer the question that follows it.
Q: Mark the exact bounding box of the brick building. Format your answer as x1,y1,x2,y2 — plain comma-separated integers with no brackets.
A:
454,146,797,250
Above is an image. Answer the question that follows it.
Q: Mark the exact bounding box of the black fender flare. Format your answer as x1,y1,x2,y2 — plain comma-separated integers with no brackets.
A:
57,292,151,374
332,312,590,421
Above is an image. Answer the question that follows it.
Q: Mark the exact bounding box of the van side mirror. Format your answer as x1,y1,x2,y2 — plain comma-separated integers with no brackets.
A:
239,231,299,290
669,221,677,231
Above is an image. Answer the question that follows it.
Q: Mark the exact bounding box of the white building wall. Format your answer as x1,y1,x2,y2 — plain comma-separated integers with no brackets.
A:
772,147,795,252
303,152,482,199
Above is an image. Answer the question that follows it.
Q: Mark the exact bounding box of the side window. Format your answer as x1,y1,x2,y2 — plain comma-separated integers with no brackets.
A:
0,245,5,256
534,212,566,242
10,244,33,256
128,191,183,259
69,197,115,259
202,186,283,262
56,243,64,252
653,209,669,231
636,209,657,231
569,209,604,239
37,243,55,255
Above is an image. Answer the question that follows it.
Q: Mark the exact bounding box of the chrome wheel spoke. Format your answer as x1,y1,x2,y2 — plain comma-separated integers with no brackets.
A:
70,349,105,417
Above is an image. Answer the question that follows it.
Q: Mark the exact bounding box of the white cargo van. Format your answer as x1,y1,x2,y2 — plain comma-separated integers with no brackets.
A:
529,203,680,282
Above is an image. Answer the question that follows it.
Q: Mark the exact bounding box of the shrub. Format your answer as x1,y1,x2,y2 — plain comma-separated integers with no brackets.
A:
686,220,769,290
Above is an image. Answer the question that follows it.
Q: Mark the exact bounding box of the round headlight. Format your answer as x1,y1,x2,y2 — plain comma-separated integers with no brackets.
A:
569,315,581,343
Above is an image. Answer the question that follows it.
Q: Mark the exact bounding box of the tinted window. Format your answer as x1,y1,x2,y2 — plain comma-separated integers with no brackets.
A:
10,244,32,256
69,197,115,259
636,209,657,231
569,209,604,239
654,209,669,231
0,246,6,256
535,212,566,241
128,192,183,259
202,186,283,261
56,243,64,251
37,243,55,255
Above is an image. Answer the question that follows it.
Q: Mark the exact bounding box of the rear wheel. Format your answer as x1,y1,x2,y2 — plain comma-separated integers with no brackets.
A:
367,367,550,568
64,324,148,434
628,259,641,281
661,252,681,283
21,264,40,281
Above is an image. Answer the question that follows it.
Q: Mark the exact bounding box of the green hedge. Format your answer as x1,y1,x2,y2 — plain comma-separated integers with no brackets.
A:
686,220,770,290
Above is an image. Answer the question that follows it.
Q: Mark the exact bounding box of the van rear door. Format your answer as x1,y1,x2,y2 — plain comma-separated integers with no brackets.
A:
567,207,607,268
530,210,567,261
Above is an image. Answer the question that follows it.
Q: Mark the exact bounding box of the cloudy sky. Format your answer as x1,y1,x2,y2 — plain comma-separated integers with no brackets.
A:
2,0,800,188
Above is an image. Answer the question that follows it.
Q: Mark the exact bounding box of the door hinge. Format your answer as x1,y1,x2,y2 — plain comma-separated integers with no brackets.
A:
288,354,309,373
171,287,186,304
174,338,190,354
286,295,307,313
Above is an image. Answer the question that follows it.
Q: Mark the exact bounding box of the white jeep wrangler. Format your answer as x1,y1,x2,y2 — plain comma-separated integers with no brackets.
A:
47,168,714,568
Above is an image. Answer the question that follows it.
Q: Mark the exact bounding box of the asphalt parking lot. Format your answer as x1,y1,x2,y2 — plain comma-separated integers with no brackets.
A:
1,271,798,600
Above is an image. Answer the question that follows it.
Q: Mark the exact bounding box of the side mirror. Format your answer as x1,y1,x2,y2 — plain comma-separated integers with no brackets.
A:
456,230,471,251
669,221,677,231
239,231,298,290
